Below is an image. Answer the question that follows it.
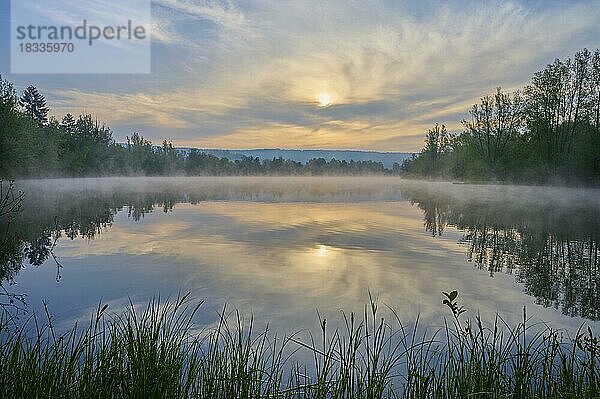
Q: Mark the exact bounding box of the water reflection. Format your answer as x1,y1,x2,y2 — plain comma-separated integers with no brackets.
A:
1,178,599,324
405,184,600,320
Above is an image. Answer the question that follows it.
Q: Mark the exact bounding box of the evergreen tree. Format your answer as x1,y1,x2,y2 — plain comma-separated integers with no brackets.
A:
0,75,17,110
19,86,49,125
60,113,76,135
75,113,113,144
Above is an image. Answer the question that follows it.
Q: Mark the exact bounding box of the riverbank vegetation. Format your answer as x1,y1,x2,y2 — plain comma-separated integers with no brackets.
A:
0,293,598,398
403,48,600,185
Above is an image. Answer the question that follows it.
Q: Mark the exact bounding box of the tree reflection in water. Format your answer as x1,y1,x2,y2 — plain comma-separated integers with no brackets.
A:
1,180,599,321
406,186,600,321
0,191,174,288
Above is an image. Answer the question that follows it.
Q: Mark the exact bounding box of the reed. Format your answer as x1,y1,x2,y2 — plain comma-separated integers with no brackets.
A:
0,292,598,398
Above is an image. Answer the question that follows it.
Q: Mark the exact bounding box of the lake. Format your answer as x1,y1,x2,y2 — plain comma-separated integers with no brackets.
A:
3,177,599,336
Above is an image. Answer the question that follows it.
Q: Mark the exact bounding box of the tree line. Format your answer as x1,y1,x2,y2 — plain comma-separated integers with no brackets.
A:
0,81,388,177
402,48,600,184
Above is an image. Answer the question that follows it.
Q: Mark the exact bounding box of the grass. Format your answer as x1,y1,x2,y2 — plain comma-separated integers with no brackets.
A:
0,292,598,398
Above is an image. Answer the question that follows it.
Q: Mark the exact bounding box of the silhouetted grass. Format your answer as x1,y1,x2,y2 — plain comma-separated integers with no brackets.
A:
0,292,598,398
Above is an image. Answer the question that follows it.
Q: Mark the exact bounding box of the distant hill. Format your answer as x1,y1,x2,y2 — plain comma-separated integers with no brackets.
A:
171,148,414,168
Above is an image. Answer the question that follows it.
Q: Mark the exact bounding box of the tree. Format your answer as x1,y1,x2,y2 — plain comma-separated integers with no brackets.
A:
126,132,154,174
75,113,113,144
60,113,76,135
463,87,524,170
0,75,17,110
591,49,600,134
423,123,450,174
127,131,151,147
159,140,181,175
19,86,49,125
524,50,597,171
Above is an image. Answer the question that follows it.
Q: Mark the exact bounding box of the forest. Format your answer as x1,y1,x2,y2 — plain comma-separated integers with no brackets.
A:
402,48,600,184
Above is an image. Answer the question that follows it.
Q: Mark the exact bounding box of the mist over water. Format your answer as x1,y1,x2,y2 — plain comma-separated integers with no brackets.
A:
4,177,599,334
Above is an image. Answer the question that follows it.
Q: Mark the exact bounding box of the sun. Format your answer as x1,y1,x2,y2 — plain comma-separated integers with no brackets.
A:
316,244,329,257
318,93,332,107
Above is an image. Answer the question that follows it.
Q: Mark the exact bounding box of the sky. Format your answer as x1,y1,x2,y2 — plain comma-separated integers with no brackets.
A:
1,0,600,152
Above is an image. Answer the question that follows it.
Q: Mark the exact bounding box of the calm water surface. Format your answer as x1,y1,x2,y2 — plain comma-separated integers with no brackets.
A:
3,177,599,335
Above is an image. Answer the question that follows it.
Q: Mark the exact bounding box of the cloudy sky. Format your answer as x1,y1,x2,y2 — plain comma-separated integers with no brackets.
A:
1,0,600,151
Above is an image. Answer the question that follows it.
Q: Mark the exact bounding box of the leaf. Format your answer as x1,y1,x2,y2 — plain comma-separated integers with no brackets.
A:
449,290,458,302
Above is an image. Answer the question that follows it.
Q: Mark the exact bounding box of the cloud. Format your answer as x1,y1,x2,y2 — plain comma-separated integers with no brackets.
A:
43,0,600,151
155,0,253,34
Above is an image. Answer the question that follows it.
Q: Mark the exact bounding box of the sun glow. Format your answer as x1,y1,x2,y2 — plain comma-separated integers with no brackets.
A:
316,244,329,257
318,93,332,107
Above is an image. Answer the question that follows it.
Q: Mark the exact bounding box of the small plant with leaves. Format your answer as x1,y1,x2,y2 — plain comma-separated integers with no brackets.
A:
441,290,466,320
